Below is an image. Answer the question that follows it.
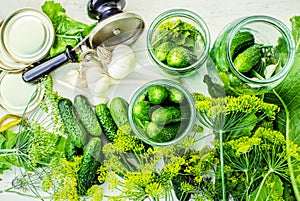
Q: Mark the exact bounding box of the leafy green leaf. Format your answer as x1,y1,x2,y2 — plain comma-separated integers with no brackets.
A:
41,1,95,58
291,16,300,52
2,130,18,149
264,15,300,200
41,0,66,28
0,130,19,173
249,174,284,201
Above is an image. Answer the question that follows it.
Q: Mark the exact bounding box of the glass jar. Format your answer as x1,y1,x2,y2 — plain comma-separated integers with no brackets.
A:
210,15,296,95
128,79,196,146
147,9,210,76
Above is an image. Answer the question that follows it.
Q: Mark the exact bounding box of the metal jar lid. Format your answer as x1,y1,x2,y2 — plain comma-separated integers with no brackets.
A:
0,72,44,114
0,8,55,65
89,12,145,48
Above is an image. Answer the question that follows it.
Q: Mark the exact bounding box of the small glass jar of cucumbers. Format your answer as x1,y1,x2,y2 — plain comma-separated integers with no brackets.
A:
210,15,296,95
128,79,196,146
147,9,210,76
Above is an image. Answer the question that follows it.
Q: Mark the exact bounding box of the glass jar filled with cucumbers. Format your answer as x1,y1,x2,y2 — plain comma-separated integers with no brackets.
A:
147,9,210,76
210,15,296,95
128,79,196,146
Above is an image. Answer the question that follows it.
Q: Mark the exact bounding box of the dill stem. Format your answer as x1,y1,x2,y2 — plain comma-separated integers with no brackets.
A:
0,149,18,153
0,187,50,199
218,129,226,201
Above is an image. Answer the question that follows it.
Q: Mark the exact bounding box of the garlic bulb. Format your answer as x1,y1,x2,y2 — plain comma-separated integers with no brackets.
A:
108,44,136,79
94,73,113,98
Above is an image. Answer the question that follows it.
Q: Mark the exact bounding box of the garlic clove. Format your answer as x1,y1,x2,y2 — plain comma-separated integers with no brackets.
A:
108,44,137,80
94,74,113,97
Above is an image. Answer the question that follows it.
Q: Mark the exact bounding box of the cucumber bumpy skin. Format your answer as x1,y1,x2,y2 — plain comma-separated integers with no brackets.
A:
110,97,131,129
233,45,262,73
151,106,182,125
168,87,185,104
154,41,176,62
77,137,102,195
148,85,169,105
166,46,197,68
230,31,255,60
58,98,87,148
74,95,102,137
146,122,180,142
95,103,118,142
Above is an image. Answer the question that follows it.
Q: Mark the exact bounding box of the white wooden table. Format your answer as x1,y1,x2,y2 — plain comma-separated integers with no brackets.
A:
0,0,299,200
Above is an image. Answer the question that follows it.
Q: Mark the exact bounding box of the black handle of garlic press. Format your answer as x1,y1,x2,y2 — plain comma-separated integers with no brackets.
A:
22,46,77,83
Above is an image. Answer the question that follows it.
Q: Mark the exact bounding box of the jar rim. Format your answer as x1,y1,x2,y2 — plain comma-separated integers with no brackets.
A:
147,9,211,73
226,15,296,85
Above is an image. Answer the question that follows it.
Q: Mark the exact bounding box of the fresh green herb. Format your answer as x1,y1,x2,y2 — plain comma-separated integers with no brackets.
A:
151,19,202,68
193,93,280,200
153,19,201,48
41,0,96,58
0,130,18,174
98,132,211,200
264,15,300,201
42,156,82,201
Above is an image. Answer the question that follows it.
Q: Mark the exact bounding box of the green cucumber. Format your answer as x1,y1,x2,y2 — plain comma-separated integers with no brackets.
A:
168,87,185,104
95,103,118,142
77,137,102,195
233,45,262,73
146,122,180,142
151,106,189,125
230,31,255,60
58,98,87,148
110,97,130,131
147,85,169,104
74,95,102,136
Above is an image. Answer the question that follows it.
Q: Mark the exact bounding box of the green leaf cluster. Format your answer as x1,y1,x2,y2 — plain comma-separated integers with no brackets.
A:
0,130,18,174
263,15,300,200
41,0,95,58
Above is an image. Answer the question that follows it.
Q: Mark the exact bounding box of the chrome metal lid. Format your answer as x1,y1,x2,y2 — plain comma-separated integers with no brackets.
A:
0,72,44,114
0,40,29,72
89,12,145,48
0,8,54,64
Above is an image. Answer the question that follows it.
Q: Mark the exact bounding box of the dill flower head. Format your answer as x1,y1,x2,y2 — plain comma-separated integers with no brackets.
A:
194,93,280,132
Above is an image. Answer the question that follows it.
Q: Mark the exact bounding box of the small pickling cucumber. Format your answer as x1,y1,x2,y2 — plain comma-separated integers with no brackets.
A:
233,45,262,73
77,137,102,195
74,95,102,136
154,41,175,62
110,97,130,130
168,87,185,104
151,106,188,125
133,101,151,121
58,98,87,148
147,85,168,104
95,103,118,142
166,46,197,68
230,31,255,60
146,122,180,142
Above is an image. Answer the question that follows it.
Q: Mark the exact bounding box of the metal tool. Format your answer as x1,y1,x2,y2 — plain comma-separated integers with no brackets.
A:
22,0,145,82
